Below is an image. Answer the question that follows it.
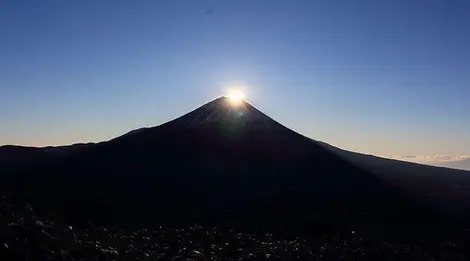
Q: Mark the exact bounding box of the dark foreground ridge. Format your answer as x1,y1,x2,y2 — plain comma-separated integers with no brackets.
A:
0,97,457,238
2,198,469,261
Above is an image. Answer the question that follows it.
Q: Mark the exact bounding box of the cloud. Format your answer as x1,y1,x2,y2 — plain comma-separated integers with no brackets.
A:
384,154,470,171
391,154,470,163
401,155,417,159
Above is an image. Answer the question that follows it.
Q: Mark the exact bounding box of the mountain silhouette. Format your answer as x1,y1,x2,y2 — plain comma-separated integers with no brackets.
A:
0,97,452,236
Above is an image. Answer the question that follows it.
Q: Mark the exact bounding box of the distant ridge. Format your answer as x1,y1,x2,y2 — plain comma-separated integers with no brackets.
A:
0,143,95,171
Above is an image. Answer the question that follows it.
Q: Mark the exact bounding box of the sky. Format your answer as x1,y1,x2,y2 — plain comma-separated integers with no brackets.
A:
1,0,469,168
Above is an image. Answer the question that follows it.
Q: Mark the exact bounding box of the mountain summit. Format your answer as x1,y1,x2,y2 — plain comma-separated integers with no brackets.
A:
175,96,265,126
0,97,446,235
121,97,280,139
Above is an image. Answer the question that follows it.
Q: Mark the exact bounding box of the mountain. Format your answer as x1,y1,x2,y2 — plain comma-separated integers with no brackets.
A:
317,142,470,218
0,143,94,173
0,97,457,236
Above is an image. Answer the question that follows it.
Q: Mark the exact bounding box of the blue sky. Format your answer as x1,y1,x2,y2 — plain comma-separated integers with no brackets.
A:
1,0,469,162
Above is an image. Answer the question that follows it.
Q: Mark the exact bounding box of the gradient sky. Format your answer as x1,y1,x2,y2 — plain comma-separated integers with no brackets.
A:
1,0,469,163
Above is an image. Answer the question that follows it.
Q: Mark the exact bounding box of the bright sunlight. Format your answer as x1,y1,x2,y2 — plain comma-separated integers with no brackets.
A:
227,90,245,105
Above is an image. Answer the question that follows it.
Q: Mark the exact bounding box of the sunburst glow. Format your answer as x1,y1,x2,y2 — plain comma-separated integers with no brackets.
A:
227,90,245,105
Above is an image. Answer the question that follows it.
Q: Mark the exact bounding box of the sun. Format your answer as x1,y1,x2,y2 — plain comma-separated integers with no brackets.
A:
227,89,245,104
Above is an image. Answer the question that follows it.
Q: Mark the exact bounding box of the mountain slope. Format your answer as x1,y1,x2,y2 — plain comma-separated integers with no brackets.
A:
0,97,448,235
317,141,470,221
0,143,94,173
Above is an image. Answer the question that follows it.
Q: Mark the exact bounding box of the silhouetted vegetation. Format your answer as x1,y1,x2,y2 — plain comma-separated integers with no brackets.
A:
1,196,469,261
